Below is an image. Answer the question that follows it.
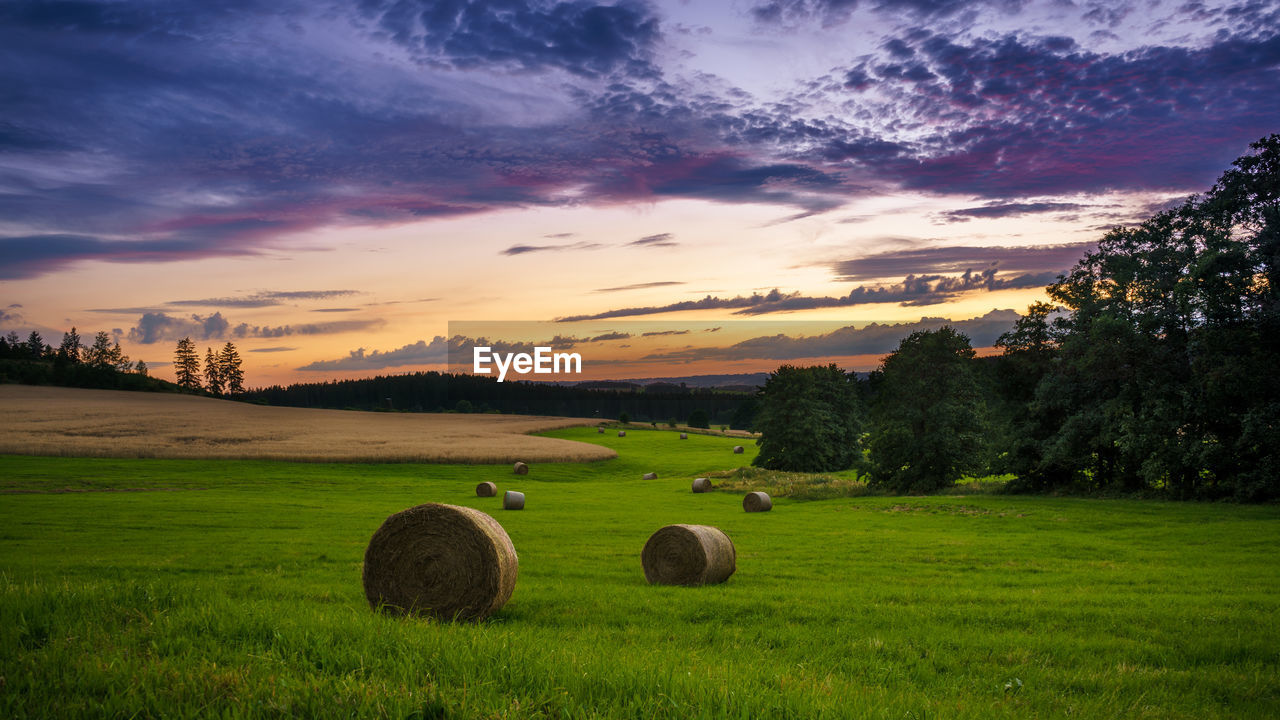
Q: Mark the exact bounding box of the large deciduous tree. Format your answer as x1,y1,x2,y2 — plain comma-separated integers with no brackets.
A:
753,364,863,473
867,327,985,493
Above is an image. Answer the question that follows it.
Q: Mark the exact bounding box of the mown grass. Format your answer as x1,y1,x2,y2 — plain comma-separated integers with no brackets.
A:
2,427,1278,718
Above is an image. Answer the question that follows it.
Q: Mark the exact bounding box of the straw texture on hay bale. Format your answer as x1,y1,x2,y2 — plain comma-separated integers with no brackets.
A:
475,481,497,497
691,477,712,493
503,490,525,510
680,432,688,439
643,472,658,480
641,524,736,586
733,445,744,454
513,461,529,475
618,430,627,437
743,491,772,512
362,503,518,621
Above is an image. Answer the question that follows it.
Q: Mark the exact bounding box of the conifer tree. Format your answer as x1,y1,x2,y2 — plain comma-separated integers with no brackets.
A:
174,337,201,389
204,347,224,394
219,341,244,394
59,327,82,363
86,331,113,368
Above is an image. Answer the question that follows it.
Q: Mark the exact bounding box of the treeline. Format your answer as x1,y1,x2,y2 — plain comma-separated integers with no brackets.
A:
241,372,758,427
0,327,174,392
755,136,1280,502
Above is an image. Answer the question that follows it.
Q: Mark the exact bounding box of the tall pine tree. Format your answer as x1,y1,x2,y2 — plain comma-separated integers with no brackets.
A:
174,337,201,390
204,347,224,394
219,341,244,394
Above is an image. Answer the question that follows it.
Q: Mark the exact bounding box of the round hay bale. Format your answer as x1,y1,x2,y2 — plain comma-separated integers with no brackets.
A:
513,461,529,475
642,472,658,480
691,477,712,493
362,503,517,621
475,481,497,497
733,445,744,454
598,427,605,434
503,490,525,510
743,491,772,513
679,432,688,440
641,524,736,586
618,430,627,437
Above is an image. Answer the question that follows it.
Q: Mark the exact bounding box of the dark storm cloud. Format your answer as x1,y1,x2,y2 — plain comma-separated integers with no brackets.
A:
2,0,1277,281
0,234,259,280
640,309,1022,362
843,30,1280,196
359,0,660,78
830,242,1094,281
751,0,1028,25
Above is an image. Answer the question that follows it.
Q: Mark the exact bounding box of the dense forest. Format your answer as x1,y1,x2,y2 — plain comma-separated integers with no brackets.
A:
240,372,758,428
754,135,1280,501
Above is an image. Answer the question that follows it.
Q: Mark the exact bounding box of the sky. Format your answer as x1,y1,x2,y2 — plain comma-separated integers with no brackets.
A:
2,0,1277,386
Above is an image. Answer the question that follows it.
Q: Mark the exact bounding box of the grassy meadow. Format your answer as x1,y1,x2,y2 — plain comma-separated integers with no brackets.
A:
2,426,1278,718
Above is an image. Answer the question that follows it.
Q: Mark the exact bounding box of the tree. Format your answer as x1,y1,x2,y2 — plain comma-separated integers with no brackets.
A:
85,331,114,368
618,411,630,424
218,342,244,393
687,408,711,429
730,397,759,432
58,327,82,363
135,359,149,376
204,347,224,394
174,337,201,390
753,364,864,473
1011,135,1280,500
110,341,131,372
867,328,985,493
26,331,47,360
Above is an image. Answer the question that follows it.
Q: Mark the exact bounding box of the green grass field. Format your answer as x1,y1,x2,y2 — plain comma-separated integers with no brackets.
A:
2,427,1278,719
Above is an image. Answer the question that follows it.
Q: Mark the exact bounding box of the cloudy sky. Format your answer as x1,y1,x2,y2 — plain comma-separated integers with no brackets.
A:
2,0,1277,384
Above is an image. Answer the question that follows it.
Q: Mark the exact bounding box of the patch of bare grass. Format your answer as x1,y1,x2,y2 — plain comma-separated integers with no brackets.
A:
706,466,874,500
0,385,613,463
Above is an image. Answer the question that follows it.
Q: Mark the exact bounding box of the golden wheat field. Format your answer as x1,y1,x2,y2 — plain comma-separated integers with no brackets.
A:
0,385,614,463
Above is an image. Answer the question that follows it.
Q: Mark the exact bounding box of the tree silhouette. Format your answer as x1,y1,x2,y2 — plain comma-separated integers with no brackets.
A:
204,347,224,395
58,327,82,363
868,328,984,493
173,337,201,390
219,341,244,394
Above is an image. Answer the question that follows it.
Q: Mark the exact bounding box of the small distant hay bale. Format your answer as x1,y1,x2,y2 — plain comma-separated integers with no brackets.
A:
691,477,712,493
643,472,658,480
743,491,772,513
598,427,605,434
733,445,744,454
362,503,518,622
679,432,688,440
503,491,525,510
641,524,736,586
618,430,627,437
475,481,497,497
513,461,529,475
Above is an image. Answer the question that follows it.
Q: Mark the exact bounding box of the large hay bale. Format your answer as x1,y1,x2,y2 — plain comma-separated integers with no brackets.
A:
642,472,658,480
641,524,736,586
362,503,517,621
503,490,525,510
691,477,712,493
513,461,529,475
733,445,744,454
475,481,497,497
743,491,772,512
679,432,688,440
618,430,627,437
